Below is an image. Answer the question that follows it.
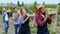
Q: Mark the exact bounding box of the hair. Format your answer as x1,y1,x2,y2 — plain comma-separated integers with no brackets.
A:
20,7,26,14
20,8,23,14
13,7,17,10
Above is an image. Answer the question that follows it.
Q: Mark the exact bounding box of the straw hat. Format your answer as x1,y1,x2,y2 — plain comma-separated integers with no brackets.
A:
36,5,44,10
2,8,6,11
6,9,11,12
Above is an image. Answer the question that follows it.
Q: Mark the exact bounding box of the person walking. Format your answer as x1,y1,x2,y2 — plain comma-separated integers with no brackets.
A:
18,7,31,34
2,8,9,34
35,5,52,34
12,7,25,34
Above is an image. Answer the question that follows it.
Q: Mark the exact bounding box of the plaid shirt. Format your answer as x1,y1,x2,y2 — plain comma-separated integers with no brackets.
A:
35,14,52,27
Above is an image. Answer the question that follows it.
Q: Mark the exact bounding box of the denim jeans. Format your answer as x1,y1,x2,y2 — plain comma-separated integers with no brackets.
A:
14,24,21,34
4,21,9,34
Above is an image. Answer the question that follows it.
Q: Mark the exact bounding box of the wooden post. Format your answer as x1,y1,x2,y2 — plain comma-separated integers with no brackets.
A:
52,4,59,34
31,13,35,27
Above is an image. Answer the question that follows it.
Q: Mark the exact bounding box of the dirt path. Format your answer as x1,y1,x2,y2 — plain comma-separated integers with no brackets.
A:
0,17,14,34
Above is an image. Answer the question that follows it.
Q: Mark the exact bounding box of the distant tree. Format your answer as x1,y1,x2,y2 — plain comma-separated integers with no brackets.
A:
58,3,60,5
29,2,37,13
17,1,20,6
58,3,60,14
43,2,45,5
34,1,37,6
34,1,37,12
7,3,10,6
43,2,45,8
21,2,24,6
10,2,13,5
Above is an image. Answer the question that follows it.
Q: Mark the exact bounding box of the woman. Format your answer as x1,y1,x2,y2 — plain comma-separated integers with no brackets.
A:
18,7,30,34
35,5,52,34
2,8,9,34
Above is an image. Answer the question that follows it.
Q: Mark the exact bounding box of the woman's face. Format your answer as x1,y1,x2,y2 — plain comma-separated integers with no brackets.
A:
22,9,26,14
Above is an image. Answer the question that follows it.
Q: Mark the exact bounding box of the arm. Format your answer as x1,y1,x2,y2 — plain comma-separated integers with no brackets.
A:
47,18,52,24
23,17,29,23
12,14,15,21
47,19,52,24
47,14,52,24
2,12,5,17
12,14,19,21
35,15,47,26
21,17,29,24
19,15,29,24
15,14,19,21
23,14,30,23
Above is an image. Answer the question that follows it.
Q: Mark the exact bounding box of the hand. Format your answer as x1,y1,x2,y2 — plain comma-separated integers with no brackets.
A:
47,14,53,19
45,14,50,20
15,14,20,21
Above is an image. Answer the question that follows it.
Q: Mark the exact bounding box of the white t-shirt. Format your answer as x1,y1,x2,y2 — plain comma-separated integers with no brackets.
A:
41,14,45,18
4,12,9,21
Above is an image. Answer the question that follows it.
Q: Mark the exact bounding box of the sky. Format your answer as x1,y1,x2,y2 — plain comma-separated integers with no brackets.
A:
0,0,60,4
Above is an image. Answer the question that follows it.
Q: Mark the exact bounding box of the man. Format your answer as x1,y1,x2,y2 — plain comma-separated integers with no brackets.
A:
35,5,52,34
12,7,25,34
2,8,9,34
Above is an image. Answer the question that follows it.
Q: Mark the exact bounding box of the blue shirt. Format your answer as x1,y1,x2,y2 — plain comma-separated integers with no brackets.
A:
19,15,24,24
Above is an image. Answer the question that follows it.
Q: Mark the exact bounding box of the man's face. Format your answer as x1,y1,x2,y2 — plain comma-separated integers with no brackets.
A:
41,8,45,13
14,8,17,12
39,7,45,13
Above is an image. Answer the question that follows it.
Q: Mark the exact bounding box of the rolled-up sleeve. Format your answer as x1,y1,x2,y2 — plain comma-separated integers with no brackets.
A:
35,14,46,27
